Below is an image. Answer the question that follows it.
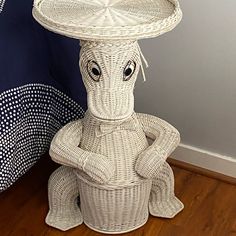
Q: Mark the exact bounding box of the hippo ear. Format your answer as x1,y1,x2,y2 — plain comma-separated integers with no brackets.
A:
137,44,149,82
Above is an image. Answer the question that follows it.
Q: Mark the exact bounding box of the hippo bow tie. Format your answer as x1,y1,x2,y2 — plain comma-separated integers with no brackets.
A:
95,120,138,137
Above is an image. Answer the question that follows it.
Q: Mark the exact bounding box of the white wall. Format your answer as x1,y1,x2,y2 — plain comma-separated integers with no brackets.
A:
135,0,236,158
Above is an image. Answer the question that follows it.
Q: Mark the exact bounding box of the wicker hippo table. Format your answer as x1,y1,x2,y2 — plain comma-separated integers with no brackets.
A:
33,0,183,234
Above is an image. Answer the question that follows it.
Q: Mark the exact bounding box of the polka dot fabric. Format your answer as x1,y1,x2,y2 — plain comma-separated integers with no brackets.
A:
0,83,84,192
0,0,6,13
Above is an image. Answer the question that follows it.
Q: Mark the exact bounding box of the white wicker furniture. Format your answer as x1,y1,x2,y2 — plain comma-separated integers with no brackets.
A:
33,0,184,234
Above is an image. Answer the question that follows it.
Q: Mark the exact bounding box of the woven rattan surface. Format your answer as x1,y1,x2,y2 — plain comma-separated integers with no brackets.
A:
32,0,182,40
45,40,184,233
32,0,184,233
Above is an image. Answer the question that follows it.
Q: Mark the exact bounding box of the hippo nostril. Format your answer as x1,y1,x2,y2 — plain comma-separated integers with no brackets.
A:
123,60,136,81
124,68,132,76
92,68,100,76
87,60,102,82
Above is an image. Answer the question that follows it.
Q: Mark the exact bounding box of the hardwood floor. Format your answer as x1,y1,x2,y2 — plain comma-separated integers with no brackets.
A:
0,155,235,236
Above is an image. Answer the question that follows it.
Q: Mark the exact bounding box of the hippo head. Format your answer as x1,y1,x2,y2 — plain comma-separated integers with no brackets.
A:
79,40,142,121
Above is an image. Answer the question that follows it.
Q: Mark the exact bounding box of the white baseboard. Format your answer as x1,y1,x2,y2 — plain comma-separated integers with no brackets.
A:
172,144,236,178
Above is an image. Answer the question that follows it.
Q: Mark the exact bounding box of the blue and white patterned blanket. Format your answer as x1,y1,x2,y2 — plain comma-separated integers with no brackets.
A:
0,0,86,192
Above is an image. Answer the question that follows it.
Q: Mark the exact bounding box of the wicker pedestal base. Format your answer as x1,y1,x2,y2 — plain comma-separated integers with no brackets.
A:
84,219,148,235
78,174,152,234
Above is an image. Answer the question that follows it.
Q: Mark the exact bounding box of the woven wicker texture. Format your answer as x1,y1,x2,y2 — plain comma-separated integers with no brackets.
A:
46,166,83,231
33,0,184,232
32,0,182,40
46,41,184,233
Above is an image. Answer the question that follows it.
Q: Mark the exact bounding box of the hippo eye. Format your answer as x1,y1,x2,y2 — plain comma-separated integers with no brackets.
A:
123,60,136,81
87,60,101,82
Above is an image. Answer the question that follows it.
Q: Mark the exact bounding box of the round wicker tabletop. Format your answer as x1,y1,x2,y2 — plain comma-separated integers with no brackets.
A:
33,0,182,40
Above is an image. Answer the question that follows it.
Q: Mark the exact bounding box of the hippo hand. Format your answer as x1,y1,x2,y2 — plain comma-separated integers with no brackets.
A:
135,146,166,179
82,153,115,184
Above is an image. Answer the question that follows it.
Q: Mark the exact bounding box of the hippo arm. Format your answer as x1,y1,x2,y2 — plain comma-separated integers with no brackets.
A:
49,120,114,184
135,113,180,179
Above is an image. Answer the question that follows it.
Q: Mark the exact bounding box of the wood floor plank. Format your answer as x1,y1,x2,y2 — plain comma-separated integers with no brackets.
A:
171,170,219,226
184,181,236,236
0,155,235,236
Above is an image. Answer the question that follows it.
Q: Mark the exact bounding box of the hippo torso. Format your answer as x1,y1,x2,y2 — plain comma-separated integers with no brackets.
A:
80,112,149,184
